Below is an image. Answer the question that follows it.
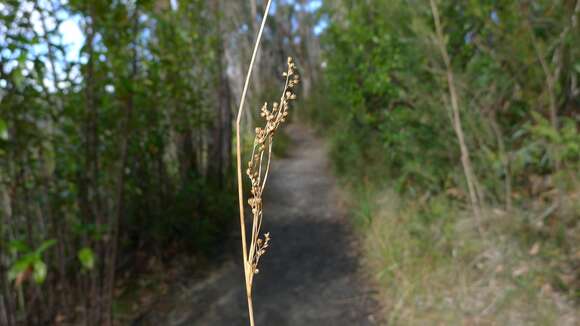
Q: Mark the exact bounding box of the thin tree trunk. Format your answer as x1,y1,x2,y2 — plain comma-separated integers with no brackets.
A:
179,128,196,180
101,8,139,326
211,0,233,188
82,6,104,324
250,0,262,95
430,0,483,234
0,186,15,326
222,80,233,180
36,1,71,313
0,275,15,326
297,0,313,97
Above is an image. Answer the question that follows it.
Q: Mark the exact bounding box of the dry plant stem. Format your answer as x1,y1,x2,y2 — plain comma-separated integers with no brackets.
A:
245,61,298,286
237,40,299,326
235,3,299,325
235,1,273,325
430,0,484,235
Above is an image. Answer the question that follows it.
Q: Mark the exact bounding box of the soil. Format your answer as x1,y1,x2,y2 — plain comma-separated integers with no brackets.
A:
133,125,380,326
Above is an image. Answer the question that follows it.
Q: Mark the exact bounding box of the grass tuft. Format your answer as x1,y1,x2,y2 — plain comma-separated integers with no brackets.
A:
357,189,579,325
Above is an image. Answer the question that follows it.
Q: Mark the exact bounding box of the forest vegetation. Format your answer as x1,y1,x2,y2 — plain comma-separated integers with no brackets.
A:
309,0,580,324
1,0,579,325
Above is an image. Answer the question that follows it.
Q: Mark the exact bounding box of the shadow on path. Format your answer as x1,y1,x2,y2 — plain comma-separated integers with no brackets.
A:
135,125,379,326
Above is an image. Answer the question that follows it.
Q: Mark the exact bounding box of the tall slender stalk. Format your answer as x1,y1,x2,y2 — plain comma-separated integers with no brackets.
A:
235,1,273,325
430,0,483,235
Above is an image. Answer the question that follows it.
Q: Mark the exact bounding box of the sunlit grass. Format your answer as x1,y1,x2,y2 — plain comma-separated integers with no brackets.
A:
353,189,579,325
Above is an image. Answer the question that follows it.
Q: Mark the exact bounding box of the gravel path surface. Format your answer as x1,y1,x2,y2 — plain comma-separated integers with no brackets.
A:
135,125,380,326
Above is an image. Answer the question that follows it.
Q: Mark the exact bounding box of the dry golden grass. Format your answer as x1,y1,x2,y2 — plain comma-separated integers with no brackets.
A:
246,58,299,282
358,190,579,325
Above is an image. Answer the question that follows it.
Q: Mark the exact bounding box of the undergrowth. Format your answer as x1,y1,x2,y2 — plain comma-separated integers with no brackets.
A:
351,188,579,325
304,85,579,324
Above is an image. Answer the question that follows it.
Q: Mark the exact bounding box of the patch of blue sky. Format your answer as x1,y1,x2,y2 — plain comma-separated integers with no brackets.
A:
305,0,322,11
272,0,322,14
2,0,84,90
59,15,84,62
314,19,328,35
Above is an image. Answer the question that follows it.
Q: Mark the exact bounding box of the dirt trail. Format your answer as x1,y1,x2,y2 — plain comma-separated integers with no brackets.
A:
135,125,379,325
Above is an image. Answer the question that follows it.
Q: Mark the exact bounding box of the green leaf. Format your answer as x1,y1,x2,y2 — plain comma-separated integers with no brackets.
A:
8,254,35,283
8,259,30,281
8,240,30,255
35,239,56,255
78,247,95,270
0,119,7,140
33,260,47,284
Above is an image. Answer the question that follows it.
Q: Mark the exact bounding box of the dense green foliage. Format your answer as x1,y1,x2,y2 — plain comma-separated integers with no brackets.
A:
317,0,579,198
0,1,235,324
308,0,579,322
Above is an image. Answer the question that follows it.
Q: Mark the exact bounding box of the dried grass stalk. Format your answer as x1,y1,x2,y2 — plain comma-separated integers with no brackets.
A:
234,1,300,324
246,58,299,279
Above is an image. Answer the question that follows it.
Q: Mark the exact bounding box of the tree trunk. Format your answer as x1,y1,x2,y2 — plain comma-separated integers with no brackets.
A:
250,0,262,95
101,8,139,326
36,1,72,314
297,0,313,97
210,0,233,188
82,6,104,324
0,186,16,326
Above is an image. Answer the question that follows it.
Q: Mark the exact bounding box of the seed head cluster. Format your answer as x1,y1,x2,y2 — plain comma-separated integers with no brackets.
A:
246,57,299,279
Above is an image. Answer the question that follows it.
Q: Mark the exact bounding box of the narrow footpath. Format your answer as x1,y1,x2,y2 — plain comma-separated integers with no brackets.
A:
135,125,380,326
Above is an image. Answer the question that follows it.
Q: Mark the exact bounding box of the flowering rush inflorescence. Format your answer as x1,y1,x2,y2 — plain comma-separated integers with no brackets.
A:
245,57,299,280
